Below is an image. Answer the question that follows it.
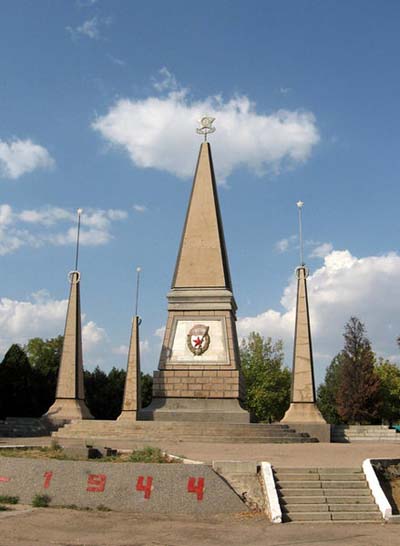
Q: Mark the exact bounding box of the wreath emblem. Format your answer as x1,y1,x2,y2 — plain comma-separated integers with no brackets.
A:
187,324,210,356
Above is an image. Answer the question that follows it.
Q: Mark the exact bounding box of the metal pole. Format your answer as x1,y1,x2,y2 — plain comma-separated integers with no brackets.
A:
135,267,141,317
297,201,304,266
74,208,83,271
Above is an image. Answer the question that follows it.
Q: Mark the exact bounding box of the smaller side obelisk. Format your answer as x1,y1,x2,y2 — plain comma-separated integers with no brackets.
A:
281,202,327,436
118,267,142,422
45,209,93,423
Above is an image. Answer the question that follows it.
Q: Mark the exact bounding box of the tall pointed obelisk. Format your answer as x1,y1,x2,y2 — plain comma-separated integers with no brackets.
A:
45,209,93,423
118,268,142,421
282,201,326,426
141,118,248,422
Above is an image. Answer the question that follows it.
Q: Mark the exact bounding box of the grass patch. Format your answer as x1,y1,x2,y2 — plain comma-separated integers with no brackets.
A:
128,446,172,463
32,494,51,508
97,504,112,512
0,495,19,505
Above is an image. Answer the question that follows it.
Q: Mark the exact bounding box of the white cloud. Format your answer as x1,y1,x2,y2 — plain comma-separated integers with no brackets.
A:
66,16,111,40
107,54,126,67
133,204,147,213
0,291,109,363
92,84,319,181
0,139,54,180
82,320,107,349
276,235,297,253
0,205,127,255
309,242,333,258
238,250,400,384
112,344,129,356
152,67,178,92
154,326,165,339
279,87,292,95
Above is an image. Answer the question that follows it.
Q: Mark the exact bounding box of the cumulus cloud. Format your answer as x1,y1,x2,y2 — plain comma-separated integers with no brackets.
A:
0,204,127,255
309,242,333,258
0,291,107,362
238,250,400,384
0,139,54,180
82,320,107,349
92,80,319,181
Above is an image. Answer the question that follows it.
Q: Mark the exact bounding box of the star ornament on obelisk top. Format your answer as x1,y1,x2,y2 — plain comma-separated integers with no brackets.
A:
44,208,93,424
281,201,326,425
196,116,216,142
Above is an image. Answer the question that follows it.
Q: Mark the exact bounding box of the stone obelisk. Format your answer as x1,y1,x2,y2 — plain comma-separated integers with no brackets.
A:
118,268,142,422
281,202,327,438
141,118,248,422
45,209,93,423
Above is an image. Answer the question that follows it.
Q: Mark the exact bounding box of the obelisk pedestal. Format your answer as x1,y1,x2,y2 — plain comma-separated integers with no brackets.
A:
281,266,330,441
44,271,93,424
141,137,249,423
118,315,141,422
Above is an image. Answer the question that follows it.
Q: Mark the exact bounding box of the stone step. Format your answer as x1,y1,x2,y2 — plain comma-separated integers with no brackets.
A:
282,495,374,504
276,473,365,481
284,512,332,522
280,488,371,497
277,481,367,489
275,468,362,474
284,504,329,512
331,512,382,521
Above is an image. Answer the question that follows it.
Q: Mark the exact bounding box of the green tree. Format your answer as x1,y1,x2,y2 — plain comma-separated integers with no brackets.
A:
24,336,64,415
141,372,153,408
240,332,291,422
0,344,35,418
336,317,381,424
375,359,400,425
317,353,344,424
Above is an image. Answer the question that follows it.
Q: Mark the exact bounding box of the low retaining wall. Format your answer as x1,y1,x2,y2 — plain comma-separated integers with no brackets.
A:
0,458,246,514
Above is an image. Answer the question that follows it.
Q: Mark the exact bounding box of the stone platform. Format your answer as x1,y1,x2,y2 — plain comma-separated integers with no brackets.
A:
52,420,318,444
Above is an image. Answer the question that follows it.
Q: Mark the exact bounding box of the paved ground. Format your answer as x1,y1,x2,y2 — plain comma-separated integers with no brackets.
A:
2,437,400,545
3,437,399,467
0,507,399,546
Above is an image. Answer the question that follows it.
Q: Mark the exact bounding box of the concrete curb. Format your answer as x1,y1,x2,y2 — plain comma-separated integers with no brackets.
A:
260,462,281,523
362,458,392,520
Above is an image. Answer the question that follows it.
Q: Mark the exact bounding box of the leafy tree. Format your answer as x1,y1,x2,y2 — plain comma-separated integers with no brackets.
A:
24,336,63,415
317,353,344,424
336,317,381,424
375,359,400,425
141,373,153,408
0,344,35,418
240,332,291,422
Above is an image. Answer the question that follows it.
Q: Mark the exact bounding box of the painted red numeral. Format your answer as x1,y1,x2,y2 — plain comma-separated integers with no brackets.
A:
43,471,53,489
136,476,153,499
187,477,205,501
0,476,10,483
87,474,106,492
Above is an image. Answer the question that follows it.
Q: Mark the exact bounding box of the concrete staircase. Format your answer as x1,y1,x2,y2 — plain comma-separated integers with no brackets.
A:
274,467,382,522
0,417,52,437
52,420,319,444
213,461,265,512
333,425,400,443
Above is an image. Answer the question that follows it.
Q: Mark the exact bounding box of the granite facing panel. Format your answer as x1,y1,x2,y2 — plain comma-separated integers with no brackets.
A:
0,458,246,514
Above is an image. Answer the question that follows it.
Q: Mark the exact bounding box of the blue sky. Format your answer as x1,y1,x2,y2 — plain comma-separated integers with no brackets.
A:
1,0,400,385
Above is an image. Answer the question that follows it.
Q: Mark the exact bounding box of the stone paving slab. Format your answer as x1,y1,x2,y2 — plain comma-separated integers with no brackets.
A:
0,457,246,515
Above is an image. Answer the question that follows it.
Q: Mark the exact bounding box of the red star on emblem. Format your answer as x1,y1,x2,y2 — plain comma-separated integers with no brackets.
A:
194,336,202,347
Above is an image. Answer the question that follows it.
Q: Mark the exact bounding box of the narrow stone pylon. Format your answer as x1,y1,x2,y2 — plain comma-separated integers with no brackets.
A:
281,266,326,423
118,315,141,421
45,271,93,422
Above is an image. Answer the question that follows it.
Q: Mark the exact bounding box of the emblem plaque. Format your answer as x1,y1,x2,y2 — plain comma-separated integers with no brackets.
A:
187,324,210,356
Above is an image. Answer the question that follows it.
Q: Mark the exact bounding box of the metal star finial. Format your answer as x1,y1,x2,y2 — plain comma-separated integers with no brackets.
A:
196,116,216,141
